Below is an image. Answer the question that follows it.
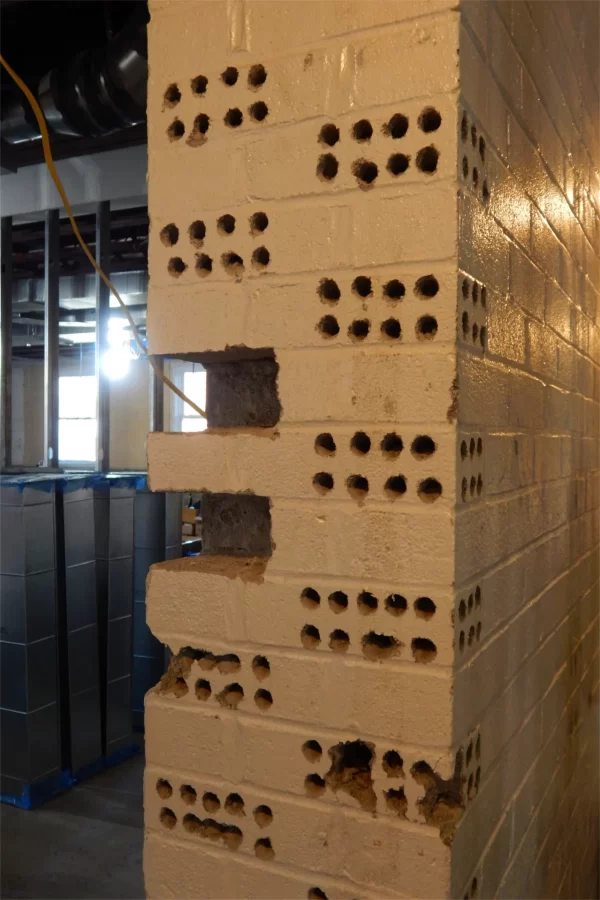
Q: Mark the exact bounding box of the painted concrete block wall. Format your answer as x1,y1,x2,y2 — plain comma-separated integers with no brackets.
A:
453,2,599,898
145,2,462,898
145,1,599,898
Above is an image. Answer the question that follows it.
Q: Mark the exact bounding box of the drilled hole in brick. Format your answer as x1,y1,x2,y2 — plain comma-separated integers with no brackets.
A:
305,773,326,796
197,650,217,670
470,476,476,496
419,107,442,132
160,807,177,829
302,740,323,762
480,286,487,307
381,433,403,457
385,594,407,616
255,688,273,710
475,735,481,759
416,145,439,173
412,637,437,663
254,837,274,860
461,113,468,142
308,890,328,900
460,440,468,459
381,318,401,339
329,629,350,652
466,741,473,766
459,630,465,651
416,275,439,298
352,275,372,297
318,123,340,146
180,784,197,805
169,676,188,697
254,804,273,827
318,278,340,302
191,74,208,95
384,279,405,300
301,587,321,609
349,319,370,340
317,314,340,337
247,214,268,238
468,592,474,612
315,433,336,456
475,584,482,605
301,624,321,649
224,792,245,815
461,477,468,501
202,792,220,813
195,254,213,276
462,311,469,335
357,591,378,614
387,153,410,176
411,435,436,458
195,678,211,701
458,599,466,621
468,625,475,646
156,778,172,799
462,278,470,299
189,220,206,246
317,153,338,180
351,431,371,455
468,773,474,798
385,475,407,497
462,156,469,178
168,257,186,277
167,119,185,140
222,252,244,276
217,683,244,708
181,813,204,835
471,877,479,897
476,474,483,496
418,477,443,502
313,472,334,494
362,631,399,662
160,223,179,247
384,113,408,138
480,326,486,347
217,653,241,674
414,596,436,619
472,167,479,188
191,113,210,140
472,282,479,304
250,101,269,122
252,246,270,269
221,66,238,86
328,591,348,613
224,107,243,127
353,158,378,185
476,134,486,161
382,750,404,777
482,180,490,202
252,655,270,679
217,214,236,235
385,786,408,817
352,119,373,142
163,83,181,106
346,474,369,498
416,315,438,340
248,63,267,88
471,124,477,147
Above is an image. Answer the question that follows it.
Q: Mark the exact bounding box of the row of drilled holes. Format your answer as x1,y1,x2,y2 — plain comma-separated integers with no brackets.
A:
172,677,273,709
461,311,486,348
303,741,405,777
164,64,267,106
156,780,273,825
459,622,482,652
167,247,270,278
301,588,436,619
461,277,486,307
319,108,441,147
317,147,438,183
461,111,489,203
461,474,483,500
300,626,437,662
461,437,483,459
461,155,489,201
458,586,481,622
313,472,443,501
159,808,274,858
167,103,268,140
305,776,407,814
160,213,268,248
316,432,435,458
319,273,439,301
318,314,438,340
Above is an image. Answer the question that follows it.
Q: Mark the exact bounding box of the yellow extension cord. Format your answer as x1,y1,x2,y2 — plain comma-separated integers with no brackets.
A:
0,53,207,419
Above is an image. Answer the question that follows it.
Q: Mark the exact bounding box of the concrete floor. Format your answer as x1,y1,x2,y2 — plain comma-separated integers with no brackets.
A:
0,752,144,900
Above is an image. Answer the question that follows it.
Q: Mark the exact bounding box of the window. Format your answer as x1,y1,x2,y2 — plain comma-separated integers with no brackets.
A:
182,370,207,432
59,375,97,464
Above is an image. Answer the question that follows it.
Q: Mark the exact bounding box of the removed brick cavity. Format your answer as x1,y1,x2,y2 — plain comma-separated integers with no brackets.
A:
411,757,464,845
325,740,377,812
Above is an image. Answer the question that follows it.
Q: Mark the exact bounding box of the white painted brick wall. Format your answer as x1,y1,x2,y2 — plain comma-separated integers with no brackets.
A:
145,1,598,898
